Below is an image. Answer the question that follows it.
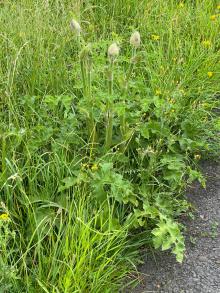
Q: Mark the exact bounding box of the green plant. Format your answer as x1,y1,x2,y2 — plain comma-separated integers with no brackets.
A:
210,221,218,239
0,0,220,291
0,205,19,292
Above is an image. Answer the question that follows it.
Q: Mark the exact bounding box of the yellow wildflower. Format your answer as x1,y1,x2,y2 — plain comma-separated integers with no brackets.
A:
151,34,160,41
168,98,175,104
91,164,99,172
194,154,201,160
155,89,162,95
0,213,10,221
179,2,184,8
207,71,214,78
210,15,217,21
217,4,220,10
202,40,211,48
82,163,89,169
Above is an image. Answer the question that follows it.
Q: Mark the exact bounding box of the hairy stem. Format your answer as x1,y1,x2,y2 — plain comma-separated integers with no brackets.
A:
105,61,114,149
120,47,137,152
80,48,96,152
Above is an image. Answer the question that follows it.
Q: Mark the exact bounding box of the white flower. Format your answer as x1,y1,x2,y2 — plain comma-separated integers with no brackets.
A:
108,43,120,61
70,19,81,36
130,31,141,48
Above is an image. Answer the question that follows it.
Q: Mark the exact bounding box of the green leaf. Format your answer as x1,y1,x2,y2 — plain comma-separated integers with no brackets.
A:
152,217,185,263
188,168,206,187
140,125,150,139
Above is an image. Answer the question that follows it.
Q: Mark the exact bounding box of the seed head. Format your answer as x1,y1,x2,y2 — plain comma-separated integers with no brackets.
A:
130,31,141,48
108,43,120,61
70,19,81,36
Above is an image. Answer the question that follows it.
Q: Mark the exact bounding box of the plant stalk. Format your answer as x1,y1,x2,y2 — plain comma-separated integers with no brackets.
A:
105,61,114,150
120,48,137,152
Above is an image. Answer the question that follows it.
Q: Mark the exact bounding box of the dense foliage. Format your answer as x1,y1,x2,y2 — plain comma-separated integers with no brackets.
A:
0,1,219,292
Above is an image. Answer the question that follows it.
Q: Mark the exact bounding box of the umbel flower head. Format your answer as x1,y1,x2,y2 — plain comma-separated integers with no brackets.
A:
130,31,141,48
70,19,81,36
108,43,120,61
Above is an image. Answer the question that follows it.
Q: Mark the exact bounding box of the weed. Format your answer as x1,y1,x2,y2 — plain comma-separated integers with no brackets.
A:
210,221,219,239
0,0,220,291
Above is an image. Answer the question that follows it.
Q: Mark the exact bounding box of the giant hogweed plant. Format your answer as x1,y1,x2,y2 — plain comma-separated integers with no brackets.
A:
2,19,219,264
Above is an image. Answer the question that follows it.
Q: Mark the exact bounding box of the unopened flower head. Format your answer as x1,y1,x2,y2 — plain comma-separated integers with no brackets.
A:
70,19,81,36
130,31,141,48
108,43,120,61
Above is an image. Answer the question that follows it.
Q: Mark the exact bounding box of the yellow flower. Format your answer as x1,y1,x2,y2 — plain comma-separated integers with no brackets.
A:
155,89,162,95
151,34,160,41
207,71,214,78
202,40,211,48
179,2,184,8
82,163,89,169
217,4,220,10
0,213,10,221
168,98,175,104
210,15,217,21
91,164,98,172
194,154,201,160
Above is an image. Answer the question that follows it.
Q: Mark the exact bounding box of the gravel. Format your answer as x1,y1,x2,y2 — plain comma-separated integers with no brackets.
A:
132,161,220,293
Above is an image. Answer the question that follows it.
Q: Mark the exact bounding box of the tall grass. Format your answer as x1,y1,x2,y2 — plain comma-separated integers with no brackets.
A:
1,158,138,292
0,0,220,291
1,1,219,99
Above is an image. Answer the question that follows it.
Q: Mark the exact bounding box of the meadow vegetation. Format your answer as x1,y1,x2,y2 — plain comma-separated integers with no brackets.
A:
0,0,220,292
